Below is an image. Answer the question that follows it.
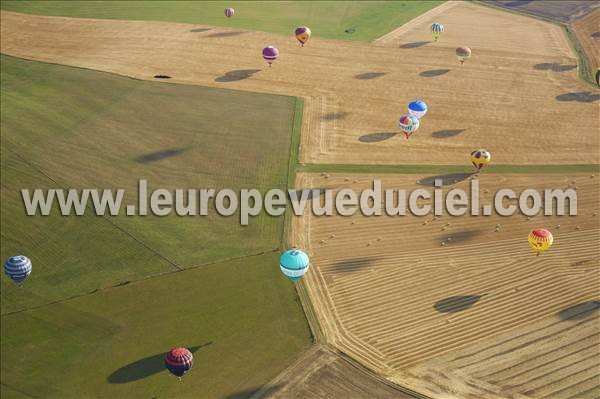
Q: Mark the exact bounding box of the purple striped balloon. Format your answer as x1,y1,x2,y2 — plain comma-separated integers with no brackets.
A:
262,46,279,67
224,8,234,18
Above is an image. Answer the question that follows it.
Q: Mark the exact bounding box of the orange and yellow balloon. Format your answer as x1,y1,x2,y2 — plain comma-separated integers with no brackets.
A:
528,228,553,256
295,26,311,46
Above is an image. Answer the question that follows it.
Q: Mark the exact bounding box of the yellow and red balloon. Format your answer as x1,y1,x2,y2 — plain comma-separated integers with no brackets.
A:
528,228,553,256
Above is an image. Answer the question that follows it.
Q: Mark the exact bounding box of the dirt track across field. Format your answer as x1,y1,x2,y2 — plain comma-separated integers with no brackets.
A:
291,172,599,398
1,1,598,167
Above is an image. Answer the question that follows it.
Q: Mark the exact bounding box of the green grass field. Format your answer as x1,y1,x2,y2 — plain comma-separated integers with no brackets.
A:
1,55,311,397
1,253,310,398
0,0,443,41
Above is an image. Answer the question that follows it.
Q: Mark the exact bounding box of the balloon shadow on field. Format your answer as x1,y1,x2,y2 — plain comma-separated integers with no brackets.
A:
533,63,577,72
434,295,481,313
354,72,387,80
190,28,211,33
558,301,600,321
207,31,246,38
591,32,600,38
223,384,284,399
400,41,431,49
431,129,465,138
556,92,600,103
418,173,474,186
320,112,349,121
107,343,212,383
329,257,379,273
215,69,261,82
135,147,188,163
437,230,482,245
419,69,450,77
359,132,397,143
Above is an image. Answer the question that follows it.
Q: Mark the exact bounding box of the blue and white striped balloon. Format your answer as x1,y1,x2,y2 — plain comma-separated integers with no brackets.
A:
4,255,32,284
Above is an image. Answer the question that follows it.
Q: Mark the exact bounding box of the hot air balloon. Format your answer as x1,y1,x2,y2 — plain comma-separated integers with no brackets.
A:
280,249,309,281
408,100,428,119
262,46,279,67
528,228,553,256
165,347,193,379
295,26,311,46
456,47,471,64
398,115,420,139
470,149,491,170
4,255,32,284
224,8,234,18
431,23,444,41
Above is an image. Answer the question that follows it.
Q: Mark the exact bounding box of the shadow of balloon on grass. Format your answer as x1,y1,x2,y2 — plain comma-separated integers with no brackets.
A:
107,342,212,384
135,147,189,163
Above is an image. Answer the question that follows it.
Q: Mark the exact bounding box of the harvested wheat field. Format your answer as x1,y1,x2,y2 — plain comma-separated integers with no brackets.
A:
291,172,600,398
573,8,600,70
254,346,417,399
1,1,598,167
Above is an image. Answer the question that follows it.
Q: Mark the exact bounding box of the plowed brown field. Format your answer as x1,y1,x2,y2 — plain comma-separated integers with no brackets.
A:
1,1,598,167
291,172,599,398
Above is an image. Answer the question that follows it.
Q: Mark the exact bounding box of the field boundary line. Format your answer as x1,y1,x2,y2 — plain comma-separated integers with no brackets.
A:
7,145,184,271
0,249,278,317
373,1,455,44
0,382,37,399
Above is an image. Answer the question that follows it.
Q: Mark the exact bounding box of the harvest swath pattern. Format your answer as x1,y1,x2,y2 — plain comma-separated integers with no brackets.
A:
294,173,599,397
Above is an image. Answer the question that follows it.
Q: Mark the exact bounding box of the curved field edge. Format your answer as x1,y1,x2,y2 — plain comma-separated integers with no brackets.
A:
0,0,444,42
475,1,598,86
